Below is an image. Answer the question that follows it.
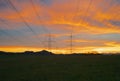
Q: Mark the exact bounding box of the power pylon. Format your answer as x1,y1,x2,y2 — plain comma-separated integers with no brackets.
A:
47,33,55,52
48,33,52,51
70,33,73,54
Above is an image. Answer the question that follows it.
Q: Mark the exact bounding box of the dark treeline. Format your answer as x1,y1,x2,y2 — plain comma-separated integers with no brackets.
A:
0,50,53,56
0,50,120,56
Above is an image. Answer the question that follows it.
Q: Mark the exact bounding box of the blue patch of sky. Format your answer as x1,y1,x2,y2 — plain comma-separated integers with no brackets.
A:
95,33,120,41
98,0,112,12
85,17,105,27
39,0,54,6
0,28,42,46
76,33,120,41
114,0,120,4
0,0,10,11
0,0,8,9
30,24,49,34
109,20,120,27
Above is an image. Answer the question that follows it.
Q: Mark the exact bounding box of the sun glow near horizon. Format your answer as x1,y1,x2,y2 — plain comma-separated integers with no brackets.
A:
0,45,120,54
0,0,120,54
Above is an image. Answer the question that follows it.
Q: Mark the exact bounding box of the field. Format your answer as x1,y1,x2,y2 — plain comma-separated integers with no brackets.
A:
0,55,120,81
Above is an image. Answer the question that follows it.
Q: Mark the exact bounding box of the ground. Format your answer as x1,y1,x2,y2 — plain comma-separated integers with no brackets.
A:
0,55,120,81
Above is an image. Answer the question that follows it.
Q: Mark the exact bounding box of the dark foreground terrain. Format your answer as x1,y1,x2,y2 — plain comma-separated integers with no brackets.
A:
0,55,120,81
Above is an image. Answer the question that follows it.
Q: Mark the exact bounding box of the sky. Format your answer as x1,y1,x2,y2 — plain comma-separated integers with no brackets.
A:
0,0,120,54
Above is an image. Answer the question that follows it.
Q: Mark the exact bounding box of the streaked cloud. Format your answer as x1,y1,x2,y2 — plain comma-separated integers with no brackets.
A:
0,0,120,53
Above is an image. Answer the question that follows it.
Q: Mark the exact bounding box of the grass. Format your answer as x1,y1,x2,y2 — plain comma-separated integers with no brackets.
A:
0,55,120,81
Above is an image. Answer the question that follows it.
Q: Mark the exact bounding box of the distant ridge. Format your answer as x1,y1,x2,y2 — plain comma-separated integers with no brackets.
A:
0,50,120,55
0,50,54,55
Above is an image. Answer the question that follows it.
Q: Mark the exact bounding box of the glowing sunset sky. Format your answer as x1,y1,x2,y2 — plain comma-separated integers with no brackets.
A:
0,0,120,54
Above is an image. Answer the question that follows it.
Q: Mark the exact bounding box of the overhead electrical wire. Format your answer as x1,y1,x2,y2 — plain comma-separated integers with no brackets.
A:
69,0,81,54
0,18,26,43
5,0,43,44
31,0,55,51
1,0,119,53
82,0,93,23
0,0,40,45
30,0,50,33
68,0,93,53
0,28,23,43
88,0,119,28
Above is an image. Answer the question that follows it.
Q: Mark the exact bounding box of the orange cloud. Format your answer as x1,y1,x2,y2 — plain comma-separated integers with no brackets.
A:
0,0,120,54
105,42,120,47
0,46,43,52
0,0,119,34
0,40,120,54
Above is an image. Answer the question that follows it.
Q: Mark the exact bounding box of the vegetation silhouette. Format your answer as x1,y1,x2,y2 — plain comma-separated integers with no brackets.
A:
0,50,120,55
0,50,54,55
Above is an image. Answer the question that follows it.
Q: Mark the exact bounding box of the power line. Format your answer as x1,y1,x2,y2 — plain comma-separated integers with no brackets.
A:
0,18,31,42
0,29,23,43
87,0,119,28
72,0,81,19
0,18,25,43
5,0,42,44
48,33,52,51
69,0,93,54
82,0,93,23
30,0,50,33
70,33,73,54
30,0,55,52
69,0,81,54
